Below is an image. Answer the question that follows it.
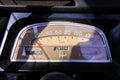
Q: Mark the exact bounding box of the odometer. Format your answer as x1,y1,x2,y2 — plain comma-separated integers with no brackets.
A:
11,21,111,62
54,46,69,51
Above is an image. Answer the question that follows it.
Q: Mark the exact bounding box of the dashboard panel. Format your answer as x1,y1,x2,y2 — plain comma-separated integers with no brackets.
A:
11,21,111,62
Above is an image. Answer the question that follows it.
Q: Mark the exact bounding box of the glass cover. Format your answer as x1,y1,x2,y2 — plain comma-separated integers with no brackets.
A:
11,21,112,62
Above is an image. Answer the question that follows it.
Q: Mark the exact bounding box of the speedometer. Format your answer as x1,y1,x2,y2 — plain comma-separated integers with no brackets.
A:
11,21,111,62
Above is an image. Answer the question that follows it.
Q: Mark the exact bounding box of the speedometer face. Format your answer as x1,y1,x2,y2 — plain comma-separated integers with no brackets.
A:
11,21,111,62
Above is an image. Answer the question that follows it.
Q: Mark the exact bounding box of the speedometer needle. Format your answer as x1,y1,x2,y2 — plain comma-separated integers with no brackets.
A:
34,41,41,46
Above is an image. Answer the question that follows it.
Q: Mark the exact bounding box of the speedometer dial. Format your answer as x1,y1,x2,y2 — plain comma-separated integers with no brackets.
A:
11,21,111,62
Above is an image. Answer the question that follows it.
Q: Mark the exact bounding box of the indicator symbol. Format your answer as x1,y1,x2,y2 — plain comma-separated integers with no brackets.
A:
59,52,67,59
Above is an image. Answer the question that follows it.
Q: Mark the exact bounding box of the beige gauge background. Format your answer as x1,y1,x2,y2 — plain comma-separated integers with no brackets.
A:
11,22,108,62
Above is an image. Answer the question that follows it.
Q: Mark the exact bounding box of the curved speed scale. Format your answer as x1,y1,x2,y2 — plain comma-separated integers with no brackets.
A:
11,21,112,62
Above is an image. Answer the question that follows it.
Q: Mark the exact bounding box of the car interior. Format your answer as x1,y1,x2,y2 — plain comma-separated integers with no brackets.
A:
0,0,120,80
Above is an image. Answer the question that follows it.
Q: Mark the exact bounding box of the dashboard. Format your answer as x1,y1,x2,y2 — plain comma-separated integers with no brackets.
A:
11,21,111,62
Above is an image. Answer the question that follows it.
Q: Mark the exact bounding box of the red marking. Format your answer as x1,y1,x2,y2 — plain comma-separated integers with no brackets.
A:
34,41,41,46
